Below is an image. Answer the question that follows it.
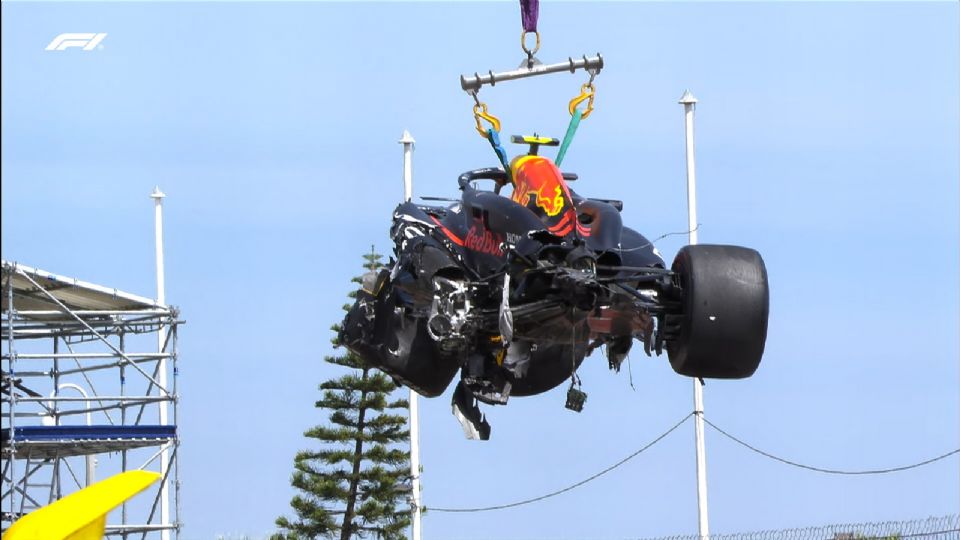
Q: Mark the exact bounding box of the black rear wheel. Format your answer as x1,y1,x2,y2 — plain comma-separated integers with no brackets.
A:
666,244,769,379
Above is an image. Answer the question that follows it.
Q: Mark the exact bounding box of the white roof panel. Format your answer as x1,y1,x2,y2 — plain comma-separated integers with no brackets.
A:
2,261,164,315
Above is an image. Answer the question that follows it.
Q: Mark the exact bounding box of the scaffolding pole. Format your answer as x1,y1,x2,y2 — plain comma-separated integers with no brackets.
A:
2,257,181,536
151,186,172,540
5,267,17,524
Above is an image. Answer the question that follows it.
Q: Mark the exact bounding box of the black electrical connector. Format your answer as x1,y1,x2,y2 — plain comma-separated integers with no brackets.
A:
565,385,587,412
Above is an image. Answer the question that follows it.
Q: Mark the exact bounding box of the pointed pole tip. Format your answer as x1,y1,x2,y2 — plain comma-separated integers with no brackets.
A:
678,89,699,105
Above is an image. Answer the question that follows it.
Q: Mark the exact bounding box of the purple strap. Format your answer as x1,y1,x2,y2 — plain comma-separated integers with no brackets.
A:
520,0,539,33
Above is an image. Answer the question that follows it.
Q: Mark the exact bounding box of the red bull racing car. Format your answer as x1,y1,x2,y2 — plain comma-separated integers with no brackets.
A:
341,136,769,439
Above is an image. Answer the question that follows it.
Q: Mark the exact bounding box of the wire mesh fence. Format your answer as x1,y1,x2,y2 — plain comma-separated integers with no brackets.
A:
643,515,960,540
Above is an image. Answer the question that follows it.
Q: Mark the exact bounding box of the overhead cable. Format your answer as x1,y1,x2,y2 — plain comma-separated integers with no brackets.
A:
428,412,694,513
702,415,960,475
429,412,959,515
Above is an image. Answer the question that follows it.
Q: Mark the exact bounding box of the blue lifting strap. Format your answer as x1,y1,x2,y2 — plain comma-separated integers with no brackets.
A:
487,128,512,180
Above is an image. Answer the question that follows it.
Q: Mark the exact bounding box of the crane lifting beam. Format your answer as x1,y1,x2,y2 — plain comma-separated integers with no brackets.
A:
460,54,603,93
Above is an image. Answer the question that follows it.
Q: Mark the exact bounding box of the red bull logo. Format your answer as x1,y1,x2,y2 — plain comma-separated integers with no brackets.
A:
531,184,566,217
465,224,504,257
510,156,572,218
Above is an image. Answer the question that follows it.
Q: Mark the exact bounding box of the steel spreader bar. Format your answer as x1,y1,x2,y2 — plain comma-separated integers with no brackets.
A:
460,54,603,93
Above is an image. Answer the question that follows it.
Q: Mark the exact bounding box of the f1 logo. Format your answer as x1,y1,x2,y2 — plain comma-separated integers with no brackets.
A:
45,33,107,51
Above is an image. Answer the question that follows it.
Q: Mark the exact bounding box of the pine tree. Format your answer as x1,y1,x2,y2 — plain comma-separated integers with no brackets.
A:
276,248,412,540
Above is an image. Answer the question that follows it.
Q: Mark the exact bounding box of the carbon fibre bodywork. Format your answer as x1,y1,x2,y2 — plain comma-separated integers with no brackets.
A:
341,160,769,438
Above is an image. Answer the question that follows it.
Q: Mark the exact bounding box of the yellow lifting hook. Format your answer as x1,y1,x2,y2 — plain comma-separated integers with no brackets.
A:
568,82,596,119
473,102,502,138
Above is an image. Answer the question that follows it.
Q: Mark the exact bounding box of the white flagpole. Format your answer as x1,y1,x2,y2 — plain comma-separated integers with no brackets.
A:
679,90,709,540
399,130,423,540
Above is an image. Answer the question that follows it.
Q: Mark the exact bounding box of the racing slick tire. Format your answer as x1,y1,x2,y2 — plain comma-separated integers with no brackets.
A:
667,244,769,379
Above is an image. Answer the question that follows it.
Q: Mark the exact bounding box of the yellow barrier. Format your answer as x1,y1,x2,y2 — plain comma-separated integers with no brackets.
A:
3,470,160,540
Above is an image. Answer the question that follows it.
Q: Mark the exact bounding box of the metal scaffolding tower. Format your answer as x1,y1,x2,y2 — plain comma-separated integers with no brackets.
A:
1,261,182,538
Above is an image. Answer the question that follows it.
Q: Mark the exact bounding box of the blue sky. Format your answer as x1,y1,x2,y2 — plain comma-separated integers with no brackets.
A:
2,2,958,539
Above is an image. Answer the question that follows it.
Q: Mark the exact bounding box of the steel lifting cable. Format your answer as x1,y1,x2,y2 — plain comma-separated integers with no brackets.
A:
701,415,960,475
427,412,694,513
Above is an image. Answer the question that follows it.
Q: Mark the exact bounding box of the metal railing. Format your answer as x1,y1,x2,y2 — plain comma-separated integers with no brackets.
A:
641,515,960,540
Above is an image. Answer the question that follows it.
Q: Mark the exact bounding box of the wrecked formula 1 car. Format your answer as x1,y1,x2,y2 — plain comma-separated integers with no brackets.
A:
340,136,769,440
